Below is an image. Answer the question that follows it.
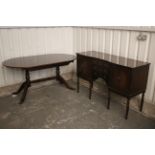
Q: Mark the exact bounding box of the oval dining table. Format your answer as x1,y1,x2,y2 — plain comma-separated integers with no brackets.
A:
3,53,76,104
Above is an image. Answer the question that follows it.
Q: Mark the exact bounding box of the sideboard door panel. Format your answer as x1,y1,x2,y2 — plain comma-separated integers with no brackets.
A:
77,55,93,81
130,65,150,95
108,65,130,93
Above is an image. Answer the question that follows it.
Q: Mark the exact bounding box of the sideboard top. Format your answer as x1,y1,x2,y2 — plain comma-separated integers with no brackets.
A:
77,51,150,68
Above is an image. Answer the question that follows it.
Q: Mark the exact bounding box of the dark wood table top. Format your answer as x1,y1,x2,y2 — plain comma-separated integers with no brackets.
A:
77,51,150,68
3,54,75,70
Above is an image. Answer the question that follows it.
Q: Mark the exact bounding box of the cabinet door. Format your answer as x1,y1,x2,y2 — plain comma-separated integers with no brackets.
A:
77,55,93,81
130,65,150,94
108,65,131,93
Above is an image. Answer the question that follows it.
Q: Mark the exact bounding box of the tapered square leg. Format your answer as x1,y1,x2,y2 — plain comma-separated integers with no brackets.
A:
56,66,75,90
140,92,145,112
77,76,80,93
89,81,93,99
125,98,130,120
107,89,111,109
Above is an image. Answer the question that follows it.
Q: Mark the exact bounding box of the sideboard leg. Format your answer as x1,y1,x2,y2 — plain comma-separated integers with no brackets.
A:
107,88,111,109
140,92,145,112
125,98,130,120
77,76,80,93
89,81,93,99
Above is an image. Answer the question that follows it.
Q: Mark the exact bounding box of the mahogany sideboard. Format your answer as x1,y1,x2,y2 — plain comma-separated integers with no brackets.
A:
77,51,150,119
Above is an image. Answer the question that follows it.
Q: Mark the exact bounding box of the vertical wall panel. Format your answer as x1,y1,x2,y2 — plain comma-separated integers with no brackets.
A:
112,30,121,55
80,28,87,52
128,31,139,59
105,30,111,54
144,33,151,61
119,31,128,57
146,33,155,104
102,30,106,53
92,29,99,51
73,27,77,53
76,28,81,52
0,31,5,86
137,33,150,61
98,29,103,52
86,29,93,52
0,29,16,86
125,31,131,58
109,30,113,55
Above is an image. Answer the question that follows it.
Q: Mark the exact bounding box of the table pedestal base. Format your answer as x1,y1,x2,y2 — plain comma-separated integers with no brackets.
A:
13,67,75,104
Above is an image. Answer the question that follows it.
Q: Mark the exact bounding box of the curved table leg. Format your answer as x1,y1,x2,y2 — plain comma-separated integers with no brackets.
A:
77,76,80,93
56,66,75,90
18,70,31,104
58,75,75,90
12,82,26,95
19,82,30,104
140,92,145,112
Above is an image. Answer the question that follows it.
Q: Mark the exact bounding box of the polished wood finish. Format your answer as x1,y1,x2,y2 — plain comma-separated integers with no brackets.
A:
3,54,75,70
77,51,150,119
3,54,75,104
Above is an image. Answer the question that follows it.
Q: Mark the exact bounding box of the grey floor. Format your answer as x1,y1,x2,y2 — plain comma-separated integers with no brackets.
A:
0,81,155,129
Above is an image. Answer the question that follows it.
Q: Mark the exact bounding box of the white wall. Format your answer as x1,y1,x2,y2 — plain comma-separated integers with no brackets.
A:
0,26,155,105
73,27,155,105
0,27,73,87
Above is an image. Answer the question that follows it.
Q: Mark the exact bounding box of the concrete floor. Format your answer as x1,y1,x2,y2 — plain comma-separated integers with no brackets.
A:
0,81,155,129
